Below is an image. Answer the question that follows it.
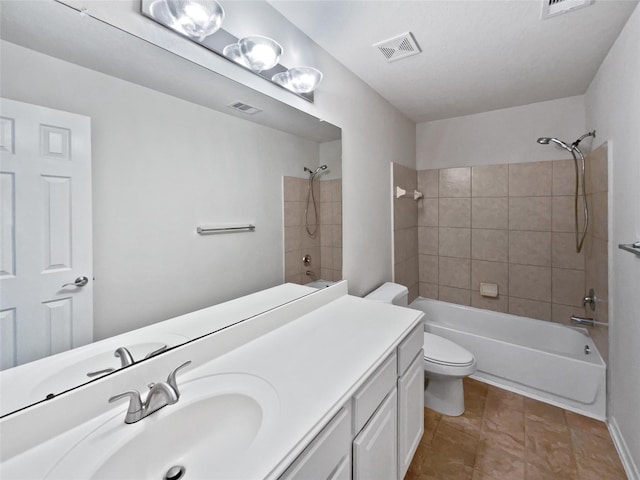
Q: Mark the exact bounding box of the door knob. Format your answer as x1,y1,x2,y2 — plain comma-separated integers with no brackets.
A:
61,276,89,288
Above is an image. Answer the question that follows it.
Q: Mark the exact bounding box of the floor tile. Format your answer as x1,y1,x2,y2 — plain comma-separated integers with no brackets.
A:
405,381,626,480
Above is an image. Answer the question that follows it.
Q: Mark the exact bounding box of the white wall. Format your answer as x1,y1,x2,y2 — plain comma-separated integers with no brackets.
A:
586,4,640,477
72,0,416,297
319,140,342,181
1,41,320,340
416,96,585,169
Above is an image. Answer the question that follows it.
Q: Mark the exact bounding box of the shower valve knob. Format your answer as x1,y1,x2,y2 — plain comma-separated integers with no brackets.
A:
302,254,312,266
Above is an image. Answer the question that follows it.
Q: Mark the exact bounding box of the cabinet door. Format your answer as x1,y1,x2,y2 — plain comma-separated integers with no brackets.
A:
280,407,351,480
398,351,424,479
353,388,398,480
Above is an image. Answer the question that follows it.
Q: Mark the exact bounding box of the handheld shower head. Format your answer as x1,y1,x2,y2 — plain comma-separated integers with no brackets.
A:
537,137,571,151
315,165,328,174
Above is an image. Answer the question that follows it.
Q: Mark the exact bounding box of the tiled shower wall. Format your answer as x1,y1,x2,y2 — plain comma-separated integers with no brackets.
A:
392,163,419,302
392,150,608,358
283,176,342,285
584,144,609,359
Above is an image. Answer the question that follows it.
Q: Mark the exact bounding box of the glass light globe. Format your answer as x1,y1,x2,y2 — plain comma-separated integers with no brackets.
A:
273,67,323,94
222,43,250,68
238,36,282,72
165,0,225,40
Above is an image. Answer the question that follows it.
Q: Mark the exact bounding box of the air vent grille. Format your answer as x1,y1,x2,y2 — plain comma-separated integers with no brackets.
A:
541,0,594,19
227,101,262,115
373,32,421,63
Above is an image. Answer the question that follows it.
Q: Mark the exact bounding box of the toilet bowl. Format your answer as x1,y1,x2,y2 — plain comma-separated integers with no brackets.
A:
364,282,477,416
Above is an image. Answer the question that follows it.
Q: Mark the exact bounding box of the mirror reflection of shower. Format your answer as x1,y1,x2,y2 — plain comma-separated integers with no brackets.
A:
536,131,596,253
303,165,328,236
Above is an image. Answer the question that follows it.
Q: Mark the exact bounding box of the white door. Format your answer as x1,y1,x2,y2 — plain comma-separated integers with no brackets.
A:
0,98,92,370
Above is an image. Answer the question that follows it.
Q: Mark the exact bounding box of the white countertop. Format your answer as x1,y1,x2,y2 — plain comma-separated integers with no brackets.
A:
0,285,423,479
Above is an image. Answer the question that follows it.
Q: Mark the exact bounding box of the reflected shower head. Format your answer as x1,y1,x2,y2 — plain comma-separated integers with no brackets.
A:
315,165,328,174
536,137,571,151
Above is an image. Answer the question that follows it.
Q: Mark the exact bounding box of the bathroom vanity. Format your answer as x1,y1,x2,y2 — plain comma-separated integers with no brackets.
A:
0,282,424,479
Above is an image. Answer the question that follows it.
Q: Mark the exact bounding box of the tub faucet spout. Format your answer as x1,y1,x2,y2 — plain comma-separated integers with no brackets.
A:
571,316,595,327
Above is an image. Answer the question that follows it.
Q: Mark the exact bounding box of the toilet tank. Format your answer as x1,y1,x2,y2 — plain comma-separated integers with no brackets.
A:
364,282,408,306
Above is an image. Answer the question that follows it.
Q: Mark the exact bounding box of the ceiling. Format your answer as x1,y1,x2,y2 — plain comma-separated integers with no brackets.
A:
269,0,638,123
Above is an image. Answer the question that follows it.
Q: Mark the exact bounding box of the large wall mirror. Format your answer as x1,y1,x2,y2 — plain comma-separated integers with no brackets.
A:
0,0,341,416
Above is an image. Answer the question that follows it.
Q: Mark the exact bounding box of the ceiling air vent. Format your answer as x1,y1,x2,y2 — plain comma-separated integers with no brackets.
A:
227,101,262,115
541,0,594,19
373,32,421,63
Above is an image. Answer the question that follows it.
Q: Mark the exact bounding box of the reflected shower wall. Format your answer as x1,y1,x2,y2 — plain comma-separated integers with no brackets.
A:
283,175,342,285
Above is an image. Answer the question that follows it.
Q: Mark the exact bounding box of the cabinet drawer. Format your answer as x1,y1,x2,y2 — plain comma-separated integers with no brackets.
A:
397,324,423,376
279,406,351,480
352,352,397,434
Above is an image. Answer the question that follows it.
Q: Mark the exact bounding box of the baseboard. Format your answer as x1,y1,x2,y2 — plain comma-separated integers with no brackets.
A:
609,416,639,480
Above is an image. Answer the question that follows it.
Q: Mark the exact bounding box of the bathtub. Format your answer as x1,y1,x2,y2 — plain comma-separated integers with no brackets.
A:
409,297,606,420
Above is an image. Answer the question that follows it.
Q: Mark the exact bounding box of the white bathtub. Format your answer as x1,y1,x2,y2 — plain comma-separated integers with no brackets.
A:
409,297,606,420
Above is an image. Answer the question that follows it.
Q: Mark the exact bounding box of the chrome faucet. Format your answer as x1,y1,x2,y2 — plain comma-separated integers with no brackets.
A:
570,316,608,327
87,344,169,378
108,361,191,424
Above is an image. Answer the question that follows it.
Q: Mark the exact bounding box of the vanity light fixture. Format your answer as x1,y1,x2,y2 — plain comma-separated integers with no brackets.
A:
164,0,225,41
272,66,323,94
142,0,323,100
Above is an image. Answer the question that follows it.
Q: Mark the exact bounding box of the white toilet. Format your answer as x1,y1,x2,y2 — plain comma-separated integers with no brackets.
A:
364,282,477,416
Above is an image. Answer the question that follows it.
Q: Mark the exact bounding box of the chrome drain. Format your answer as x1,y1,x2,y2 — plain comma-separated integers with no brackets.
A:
164,465,186,480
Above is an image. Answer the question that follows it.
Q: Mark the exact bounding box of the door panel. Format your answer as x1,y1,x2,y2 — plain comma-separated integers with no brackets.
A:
0,98,92,369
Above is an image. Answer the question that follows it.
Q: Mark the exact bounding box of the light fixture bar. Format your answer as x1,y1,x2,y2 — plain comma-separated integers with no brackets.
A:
141,0,315,102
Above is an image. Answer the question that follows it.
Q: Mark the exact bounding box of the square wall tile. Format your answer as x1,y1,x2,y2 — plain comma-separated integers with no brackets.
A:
586,143,608,194
509,264,551,302
419,227,439,256
420,282,439,299
552,268,585,307
284,226,301,252
393,196,417,230
419,254,439,284
418,169,439,198
439,286,471,306
590,192,608,241
439,198,471,227
472,197,508,229
283,176,304,202
552,159,580,196
552,232,585,270
509,197,551,231
472,229,508,262
418,198,438,226
394,228,418,263
509,297,551,321
471,292,508,313
394,163,418,190
472,164,508,197
509,231,551,267
552,196,577,232
471,260,508,294
439,227,471,258
551,303,585,326
509,162,552,197
439,257,471,289
439,167,471,197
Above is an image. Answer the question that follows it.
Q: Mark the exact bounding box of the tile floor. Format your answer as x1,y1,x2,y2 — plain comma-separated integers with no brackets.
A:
405,378,627,480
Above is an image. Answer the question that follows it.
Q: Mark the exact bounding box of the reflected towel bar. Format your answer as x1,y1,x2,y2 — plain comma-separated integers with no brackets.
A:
618,242,640,257
197,225,256,234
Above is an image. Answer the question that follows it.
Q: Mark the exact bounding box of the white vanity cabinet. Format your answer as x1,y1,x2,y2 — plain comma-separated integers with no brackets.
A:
279,324,424,480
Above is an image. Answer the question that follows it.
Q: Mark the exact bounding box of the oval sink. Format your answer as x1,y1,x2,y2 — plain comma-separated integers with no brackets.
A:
45,373,280,479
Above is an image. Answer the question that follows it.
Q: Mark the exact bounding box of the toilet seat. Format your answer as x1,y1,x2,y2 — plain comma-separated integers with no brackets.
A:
423,332,474,366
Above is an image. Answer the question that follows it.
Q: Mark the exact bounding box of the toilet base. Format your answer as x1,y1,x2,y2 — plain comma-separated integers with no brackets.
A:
424,374,465,416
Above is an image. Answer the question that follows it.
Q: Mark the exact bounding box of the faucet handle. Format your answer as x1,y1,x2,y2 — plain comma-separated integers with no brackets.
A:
166,361,192,396
143,344,168,359
108,390,143,423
